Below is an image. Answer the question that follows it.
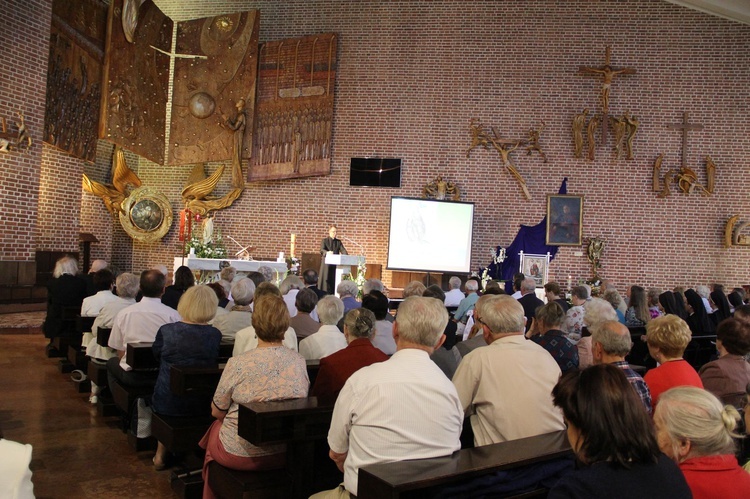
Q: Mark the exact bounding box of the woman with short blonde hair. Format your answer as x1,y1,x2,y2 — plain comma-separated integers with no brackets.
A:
152,285,222,470
643,315,703,411
654,386,750,498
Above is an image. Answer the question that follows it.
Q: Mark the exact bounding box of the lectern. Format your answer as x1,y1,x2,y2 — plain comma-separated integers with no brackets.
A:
324,254,365,296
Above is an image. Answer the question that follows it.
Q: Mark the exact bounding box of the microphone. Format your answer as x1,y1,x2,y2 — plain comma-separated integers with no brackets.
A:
341,235,365,257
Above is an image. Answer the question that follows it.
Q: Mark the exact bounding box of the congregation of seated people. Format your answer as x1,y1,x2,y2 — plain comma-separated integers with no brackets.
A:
39,255,750,498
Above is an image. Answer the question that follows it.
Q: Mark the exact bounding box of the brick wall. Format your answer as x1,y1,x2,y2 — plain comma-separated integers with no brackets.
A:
0,0,51,263
32,1,750,294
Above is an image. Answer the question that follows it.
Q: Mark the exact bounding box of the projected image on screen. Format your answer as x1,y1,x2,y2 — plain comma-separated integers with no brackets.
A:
387,197,475,273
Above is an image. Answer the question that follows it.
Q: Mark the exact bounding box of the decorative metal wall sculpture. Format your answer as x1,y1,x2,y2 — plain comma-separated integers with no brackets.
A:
168,11,260,165
83,146,173,242
466,119,547,200
99,0,172,164
248,33,338,182
82,146,142,216
44,0,108,162
586,236,605,279
574,47,638,160
0,112,33,153
725,215,750,248
653,112,715,198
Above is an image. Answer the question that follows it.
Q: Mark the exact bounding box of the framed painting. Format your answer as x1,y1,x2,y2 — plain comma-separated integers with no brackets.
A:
519,251,551,288
546,194,583,246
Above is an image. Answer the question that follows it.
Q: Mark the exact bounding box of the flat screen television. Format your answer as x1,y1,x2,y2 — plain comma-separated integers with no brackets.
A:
349,158,401,187
387,197,475,273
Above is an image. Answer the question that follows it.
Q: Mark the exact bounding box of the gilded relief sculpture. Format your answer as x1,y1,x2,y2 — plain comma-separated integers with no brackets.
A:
423,175,460,201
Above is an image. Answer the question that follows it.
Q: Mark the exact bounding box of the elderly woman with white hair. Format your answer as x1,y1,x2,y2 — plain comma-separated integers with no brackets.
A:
43,255,87,340
212,278,255,341
577,297,618,369
299,296,347,360
280,275,304,318
653,386,750,498
337,279,361,314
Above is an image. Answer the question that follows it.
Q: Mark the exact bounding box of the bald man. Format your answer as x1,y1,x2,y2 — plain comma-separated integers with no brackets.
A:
592,320,652,414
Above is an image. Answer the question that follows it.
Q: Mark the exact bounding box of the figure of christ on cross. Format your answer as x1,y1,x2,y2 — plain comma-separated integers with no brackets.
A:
580,46,636,144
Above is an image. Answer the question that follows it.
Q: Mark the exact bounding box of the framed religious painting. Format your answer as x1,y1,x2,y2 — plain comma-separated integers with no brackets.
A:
546,194,583,246
518,251,551,288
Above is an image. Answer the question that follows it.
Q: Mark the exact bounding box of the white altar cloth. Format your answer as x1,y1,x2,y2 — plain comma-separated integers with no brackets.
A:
173,257,288,275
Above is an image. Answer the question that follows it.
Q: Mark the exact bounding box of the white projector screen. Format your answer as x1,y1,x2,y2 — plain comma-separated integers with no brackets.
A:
387,197,475,273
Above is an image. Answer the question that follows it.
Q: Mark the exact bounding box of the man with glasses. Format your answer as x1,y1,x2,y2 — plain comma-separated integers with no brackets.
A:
453,295,565,446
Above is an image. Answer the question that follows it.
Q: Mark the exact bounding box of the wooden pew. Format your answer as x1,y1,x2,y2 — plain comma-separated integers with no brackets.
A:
684,334,718,371
208,397,338,499
96,327,113,348
357,430,574,499
47,305,81,359
127,341,235,370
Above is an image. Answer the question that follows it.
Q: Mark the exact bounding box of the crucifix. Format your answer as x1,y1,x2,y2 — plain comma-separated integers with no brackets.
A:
580,46,636,144
666,111,703,169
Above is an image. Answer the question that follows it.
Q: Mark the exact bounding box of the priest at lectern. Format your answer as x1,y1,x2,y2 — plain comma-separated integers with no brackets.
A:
318,225,347,293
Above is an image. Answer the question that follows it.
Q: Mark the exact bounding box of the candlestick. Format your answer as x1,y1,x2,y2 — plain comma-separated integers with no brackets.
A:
290,233,296,258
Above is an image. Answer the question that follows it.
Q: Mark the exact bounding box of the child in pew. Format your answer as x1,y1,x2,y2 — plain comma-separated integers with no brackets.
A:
151,285,222,470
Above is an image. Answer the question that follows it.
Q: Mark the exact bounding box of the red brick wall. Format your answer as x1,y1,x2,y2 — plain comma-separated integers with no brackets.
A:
55,1,750,293
0,0,51,262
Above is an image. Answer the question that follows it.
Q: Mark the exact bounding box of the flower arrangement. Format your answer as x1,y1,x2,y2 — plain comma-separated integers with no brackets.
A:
285,256,300,275
478,246,507,289
342,258,367,298
186,228,227,259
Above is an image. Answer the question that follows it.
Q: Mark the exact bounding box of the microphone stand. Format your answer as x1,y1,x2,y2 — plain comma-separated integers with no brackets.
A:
341,235,366,266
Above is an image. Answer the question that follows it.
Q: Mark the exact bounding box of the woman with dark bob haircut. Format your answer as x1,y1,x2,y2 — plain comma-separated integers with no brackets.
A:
162,265,195,310
548,364,691,498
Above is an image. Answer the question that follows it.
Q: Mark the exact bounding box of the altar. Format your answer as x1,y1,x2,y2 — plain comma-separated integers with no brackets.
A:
173,256,288,277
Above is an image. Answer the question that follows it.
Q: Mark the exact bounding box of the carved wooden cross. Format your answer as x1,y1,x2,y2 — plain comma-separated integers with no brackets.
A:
667,112,703,169
580,46,636,144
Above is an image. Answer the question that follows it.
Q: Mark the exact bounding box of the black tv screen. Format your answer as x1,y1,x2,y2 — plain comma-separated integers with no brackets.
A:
349,158,401,187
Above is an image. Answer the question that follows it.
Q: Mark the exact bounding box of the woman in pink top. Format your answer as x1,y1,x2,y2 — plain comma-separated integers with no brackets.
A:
644,315,703,411
200,294,309,499
654,386,750,499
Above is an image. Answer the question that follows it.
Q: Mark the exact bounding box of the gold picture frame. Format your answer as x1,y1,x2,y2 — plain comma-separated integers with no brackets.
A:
546,194,583,246
119,186,173,242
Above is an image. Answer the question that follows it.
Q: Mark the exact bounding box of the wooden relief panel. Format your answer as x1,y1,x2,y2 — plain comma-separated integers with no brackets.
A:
44,0,108,162
168,11,260,165
99,0,172,164
249,33,338,182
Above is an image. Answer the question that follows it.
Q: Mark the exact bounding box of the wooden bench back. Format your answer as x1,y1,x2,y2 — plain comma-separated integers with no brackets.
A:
358,431,573,499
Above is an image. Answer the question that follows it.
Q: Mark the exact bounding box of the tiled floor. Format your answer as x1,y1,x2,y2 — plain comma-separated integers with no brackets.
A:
0,334,174,498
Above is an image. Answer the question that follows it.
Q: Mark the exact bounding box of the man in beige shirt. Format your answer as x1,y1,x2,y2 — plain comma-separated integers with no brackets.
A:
452,295,565,446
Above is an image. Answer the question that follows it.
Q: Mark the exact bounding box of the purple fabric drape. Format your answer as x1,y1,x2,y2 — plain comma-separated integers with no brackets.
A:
501,179,568,293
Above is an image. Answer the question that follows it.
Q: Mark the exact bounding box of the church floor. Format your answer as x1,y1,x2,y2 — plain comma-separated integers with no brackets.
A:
0,333,174,498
